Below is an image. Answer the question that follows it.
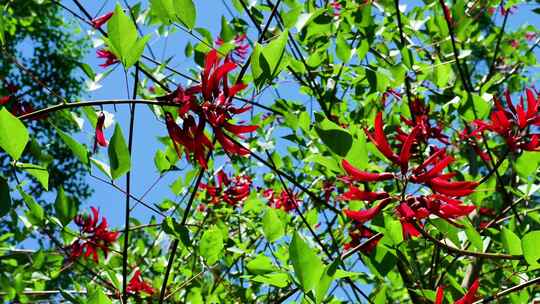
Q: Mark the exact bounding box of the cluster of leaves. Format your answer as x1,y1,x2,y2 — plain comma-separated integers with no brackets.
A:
0,0,539,303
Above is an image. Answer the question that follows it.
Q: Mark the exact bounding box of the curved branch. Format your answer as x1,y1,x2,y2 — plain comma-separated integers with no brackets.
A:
473,276,540,304
414,222,523,260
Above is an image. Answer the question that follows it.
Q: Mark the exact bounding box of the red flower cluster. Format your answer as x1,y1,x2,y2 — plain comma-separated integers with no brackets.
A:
215,33,249,63
96,49,119,68
341,110,478,238
126,269,155,295
200,170,252,206
435,278,480,304
160,49,257,168
68,207,119,262
91,12,113,29
263,189,300,212
344,223,381,254
466,89,540,152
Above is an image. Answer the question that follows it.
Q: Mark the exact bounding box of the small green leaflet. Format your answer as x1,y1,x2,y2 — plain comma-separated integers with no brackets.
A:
251,31,288,88
521,231,540,266
16,163,49,190
54,187,79,225
199,226,224,265
55,126,90,166
261,207,284,242
108,124,131,180
0,108,29,160
88,288,112,304
289,232,324,291
150,0,196,29
107,4,150,68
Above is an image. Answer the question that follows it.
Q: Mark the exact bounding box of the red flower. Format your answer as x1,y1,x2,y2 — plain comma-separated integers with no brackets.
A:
264,189,300,212
94,112,108,152
96,49,119,68
435,278,479,304
91,12,113,29
159,50,257,167
200,170,252,206
344,223,381,254
365,112,400,163
338,185,389,202
68,207,119,262
215,33,249,63
344,198,392,223
469,89,540,151
127,270,155,295
342,159,394,182
0,96,10,105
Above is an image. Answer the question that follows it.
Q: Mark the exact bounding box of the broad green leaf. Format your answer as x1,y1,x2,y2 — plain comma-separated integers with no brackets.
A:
501,227,522,255
125,34,151,68
315,116,352,157
344,133,368,169
315,259,340,304
16,163,49,190
88,288,112,304
199,226,224,265
108,4,137,63
289,232,324,291
90,157,112,179
336,34,351,62
220,15,234,41
56,127,89,166
521,231,540,266
107,124,131,180
261,30,288,77
464,223,483,252
154,150,171,172
515,151,540,179
0,177,11,217
384,215,403,245
17,186,44,225
0,108,29,160
54,188,78,225
262,207,284,242
246,254,276,275
251,273,289,288
173,0,196,29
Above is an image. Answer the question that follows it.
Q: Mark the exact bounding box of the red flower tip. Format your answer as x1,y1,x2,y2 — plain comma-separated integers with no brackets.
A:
96,49,119,68
341,159,394,182
455,278,480,304
0,96,10,105
338,185,389,202
127,270,155,295
94,112,108,153
435,285,444,304
91,12,114,29
365,112,399,163
344,198,391,223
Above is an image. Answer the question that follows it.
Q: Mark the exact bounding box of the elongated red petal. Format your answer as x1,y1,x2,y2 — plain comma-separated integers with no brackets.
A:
344,198,391,223
341,159,394,182
95,112,108,150
338,185,389,202
413,155,454,183
91,12,113,29
435,286,444,304
399,127,420,172
455,278,479,304
224,122,258,134
414,149,446,174
365,112,399,163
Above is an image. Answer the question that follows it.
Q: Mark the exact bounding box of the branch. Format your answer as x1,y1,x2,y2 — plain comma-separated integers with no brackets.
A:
414,222,523,260
473,276,540,304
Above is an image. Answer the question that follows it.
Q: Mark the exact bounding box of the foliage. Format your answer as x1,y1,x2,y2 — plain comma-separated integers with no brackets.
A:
0,0,539,303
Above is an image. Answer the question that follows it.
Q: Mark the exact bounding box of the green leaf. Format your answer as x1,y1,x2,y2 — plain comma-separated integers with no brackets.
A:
251,273,289,288
0,177,11,217
54,188,78,225
0,108,29,160
199,226,224,265
464,222,483,252
125,34,150,68
262,207,285,242
521,231,540,266
16,163,49,190
315,259,340,304
108,4,137,63
90,157,112,179
107,124,131,180
501,227,522,255
17,186,44,225
315,116,353,157
246,254,276,275
173,0,197,29
289,232,324,291
220,15,234,41
384,215,403,245
55,127,90,166
261,30,288,76
88,288,112,304
336,34,351,62
162,217,191,247
515,151,540,179
154,150,171,172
